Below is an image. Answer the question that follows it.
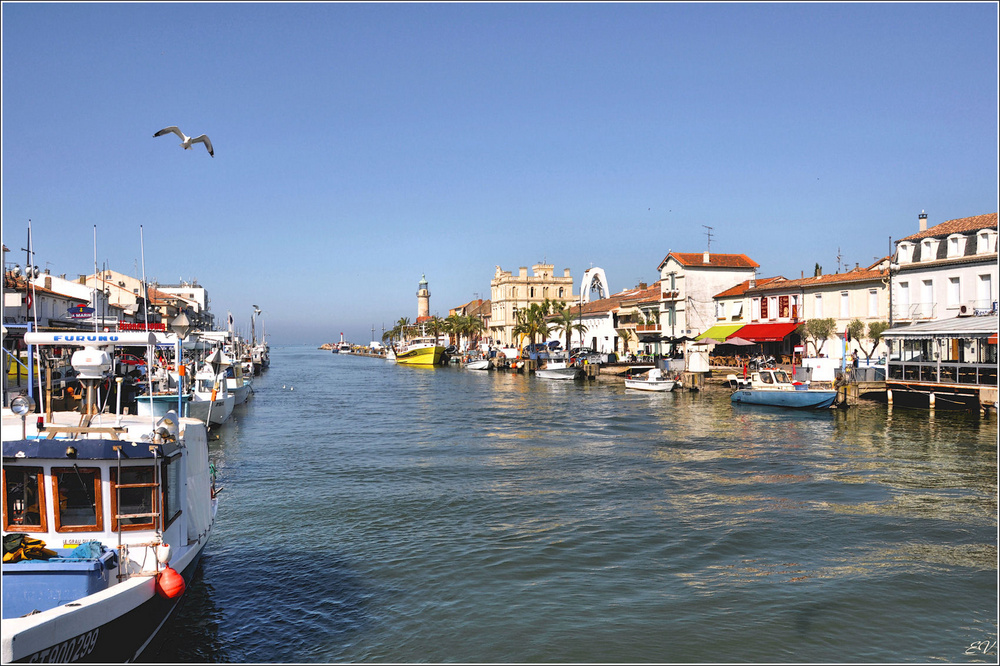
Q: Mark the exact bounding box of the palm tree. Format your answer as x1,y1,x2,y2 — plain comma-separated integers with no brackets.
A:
465,315,485,348
551,305,587,356
619,328,635,358
425,316,446,344
445,314,463,347
391,317,411,343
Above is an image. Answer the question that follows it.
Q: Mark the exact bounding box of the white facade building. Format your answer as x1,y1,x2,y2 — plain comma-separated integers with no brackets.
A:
891,212,998,324
657,251,760,339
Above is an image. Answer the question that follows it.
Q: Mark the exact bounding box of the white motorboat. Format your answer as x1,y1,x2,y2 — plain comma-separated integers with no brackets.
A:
186,355,235,426
624,366,677,392
223,355,253,405
536,355,582,380
463,358,490,370
2,332,218,663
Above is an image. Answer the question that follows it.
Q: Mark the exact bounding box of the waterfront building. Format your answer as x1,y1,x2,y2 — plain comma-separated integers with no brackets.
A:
84,269,200,331
889,212,998,323
447,298,491,349
880,211,999,412
154,278,215,330
489,263,575,346
699,261,891,363
547,282,660,357
753,261,890,362
657,251,760,340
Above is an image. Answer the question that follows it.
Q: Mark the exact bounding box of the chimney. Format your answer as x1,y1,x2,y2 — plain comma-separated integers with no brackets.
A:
703,251,710,264
638,282,647,290
919,210,927,232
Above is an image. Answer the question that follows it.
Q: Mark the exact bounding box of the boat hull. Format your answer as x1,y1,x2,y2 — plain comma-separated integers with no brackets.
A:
186,394,235,425
536,368,582,380
2,535,210,664
731,389,837,409
625,379,676,392
463,359,490,370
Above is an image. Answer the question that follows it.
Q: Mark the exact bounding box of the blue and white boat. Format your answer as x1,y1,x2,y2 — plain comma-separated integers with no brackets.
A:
727,368,838,409
2,332,218,663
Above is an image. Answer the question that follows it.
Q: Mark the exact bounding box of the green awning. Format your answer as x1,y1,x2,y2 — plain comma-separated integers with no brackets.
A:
696,324,745,341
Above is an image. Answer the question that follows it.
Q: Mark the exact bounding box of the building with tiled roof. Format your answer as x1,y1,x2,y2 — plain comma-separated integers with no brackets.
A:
542,282,661,357
891,211,997,323
657,251,761,341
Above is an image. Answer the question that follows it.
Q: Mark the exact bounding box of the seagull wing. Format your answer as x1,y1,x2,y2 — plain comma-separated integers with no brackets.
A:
191,134,214,157
154,126,186,140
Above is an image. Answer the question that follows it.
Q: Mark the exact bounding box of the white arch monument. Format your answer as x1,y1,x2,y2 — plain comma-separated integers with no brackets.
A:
579,267,610,303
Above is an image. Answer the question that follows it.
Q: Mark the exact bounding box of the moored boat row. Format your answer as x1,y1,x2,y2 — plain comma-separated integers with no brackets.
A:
2,332,220,663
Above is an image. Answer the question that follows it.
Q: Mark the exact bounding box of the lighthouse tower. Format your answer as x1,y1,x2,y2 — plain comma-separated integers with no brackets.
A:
416,274,430,320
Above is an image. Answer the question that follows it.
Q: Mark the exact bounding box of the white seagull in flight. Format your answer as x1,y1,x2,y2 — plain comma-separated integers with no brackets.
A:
153,126,214,157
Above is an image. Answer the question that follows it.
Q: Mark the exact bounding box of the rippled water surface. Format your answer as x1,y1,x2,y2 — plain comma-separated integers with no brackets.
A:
144,346,998,663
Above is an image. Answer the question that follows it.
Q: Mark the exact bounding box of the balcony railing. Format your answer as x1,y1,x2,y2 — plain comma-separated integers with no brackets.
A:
636,324,661,332
661,289,680,300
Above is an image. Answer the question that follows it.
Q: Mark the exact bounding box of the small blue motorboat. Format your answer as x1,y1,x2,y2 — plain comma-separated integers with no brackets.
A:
727,368,838,409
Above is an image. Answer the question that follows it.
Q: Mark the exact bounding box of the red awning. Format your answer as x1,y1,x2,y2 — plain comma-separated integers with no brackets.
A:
989,334,997,345
730,322,800,343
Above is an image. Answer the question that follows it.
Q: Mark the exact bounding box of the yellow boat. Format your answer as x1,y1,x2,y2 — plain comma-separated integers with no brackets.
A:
394,337,445,366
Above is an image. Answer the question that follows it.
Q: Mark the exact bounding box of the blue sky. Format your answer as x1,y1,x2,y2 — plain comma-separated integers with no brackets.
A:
2,2,997,345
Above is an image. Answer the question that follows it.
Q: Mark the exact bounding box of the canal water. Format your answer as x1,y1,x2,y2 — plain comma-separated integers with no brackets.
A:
144,346,997,663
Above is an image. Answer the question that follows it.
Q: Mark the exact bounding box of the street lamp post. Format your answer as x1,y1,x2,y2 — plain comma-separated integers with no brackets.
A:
170,312,192,417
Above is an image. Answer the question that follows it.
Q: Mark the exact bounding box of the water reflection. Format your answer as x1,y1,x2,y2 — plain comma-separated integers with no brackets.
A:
146,349,997,663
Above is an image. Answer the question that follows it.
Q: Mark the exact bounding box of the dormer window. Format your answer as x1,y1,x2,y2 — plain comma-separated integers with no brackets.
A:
947,234,966,258
897,242,913,264
920,238,938,262
978,229,997,254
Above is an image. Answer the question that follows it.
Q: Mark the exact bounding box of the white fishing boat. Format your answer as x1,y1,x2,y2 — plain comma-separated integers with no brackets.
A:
463,358,490,371
222,355,253,406
624,366,677,392
185,352,234,426
2,332,218,663
535,355,582,380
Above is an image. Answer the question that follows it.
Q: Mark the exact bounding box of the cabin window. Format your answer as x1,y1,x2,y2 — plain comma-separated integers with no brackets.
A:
3,466,47,532
760,372,774,384
164,454,182,526
52,467,103,532
111,466,158,531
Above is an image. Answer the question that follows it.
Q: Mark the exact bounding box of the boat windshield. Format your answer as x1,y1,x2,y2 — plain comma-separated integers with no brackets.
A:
773,370,790,383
